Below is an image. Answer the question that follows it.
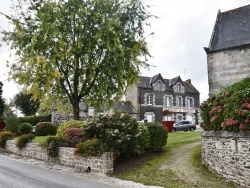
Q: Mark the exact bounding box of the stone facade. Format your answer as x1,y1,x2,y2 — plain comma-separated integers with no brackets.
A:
201,131,250,187
2,140,113,174
206,46,250,95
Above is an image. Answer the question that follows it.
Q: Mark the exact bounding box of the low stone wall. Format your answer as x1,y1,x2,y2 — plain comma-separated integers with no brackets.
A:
3,140,113,174
201,131,250,187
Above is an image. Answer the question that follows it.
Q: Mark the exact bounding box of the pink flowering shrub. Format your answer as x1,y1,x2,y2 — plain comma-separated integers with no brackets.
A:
64,128,83,147
200,77,250,132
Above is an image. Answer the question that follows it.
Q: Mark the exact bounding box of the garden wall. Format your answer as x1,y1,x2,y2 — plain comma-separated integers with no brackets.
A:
2,140,113,174
201,131,250,187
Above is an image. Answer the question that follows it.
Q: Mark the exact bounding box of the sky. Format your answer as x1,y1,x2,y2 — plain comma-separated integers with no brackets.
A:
1,0,250,104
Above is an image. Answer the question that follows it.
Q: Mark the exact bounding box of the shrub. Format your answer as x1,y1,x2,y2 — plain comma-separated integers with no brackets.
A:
0,131,14,148
0,120,6,132
45,136,67,157
5,116,20,135
146,122,168,151
35,122,57,136
64,128,83,147
84,111,145,157
19,114,52,126
74,138,108,156
200,77,250,131
56,120,84,137
137,123,150,153
19,122,33,135
16,133,35,149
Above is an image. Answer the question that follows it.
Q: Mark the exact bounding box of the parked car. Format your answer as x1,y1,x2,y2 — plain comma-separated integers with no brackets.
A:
173,120,196,132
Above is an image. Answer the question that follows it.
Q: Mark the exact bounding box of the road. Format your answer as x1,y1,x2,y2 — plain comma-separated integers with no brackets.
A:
0,154,162,188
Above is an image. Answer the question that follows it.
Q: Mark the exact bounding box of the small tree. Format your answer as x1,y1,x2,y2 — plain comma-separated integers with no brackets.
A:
0,81,5,117
13,92,40,116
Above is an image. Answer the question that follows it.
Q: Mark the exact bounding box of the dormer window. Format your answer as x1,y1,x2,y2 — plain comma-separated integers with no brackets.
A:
177,84,181,92
157,81,162,90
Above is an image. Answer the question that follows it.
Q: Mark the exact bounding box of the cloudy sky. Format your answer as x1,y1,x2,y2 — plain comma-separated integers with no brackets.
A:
1,0,250,104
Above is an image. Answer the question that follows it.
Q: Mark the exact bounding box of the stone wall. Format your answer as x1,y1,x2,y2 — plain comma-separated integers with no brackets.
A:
206,46,250,95
201,131,250,187
3,140,113,174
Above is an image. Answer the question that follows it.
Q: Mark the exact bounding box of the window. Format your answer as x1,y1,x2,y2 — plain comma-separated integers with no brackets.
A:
157,81,162,90
165,96,172,107
147,94,153,105
146,114,153,122
187,98,194,108
177,84,181,92
177,97,182,107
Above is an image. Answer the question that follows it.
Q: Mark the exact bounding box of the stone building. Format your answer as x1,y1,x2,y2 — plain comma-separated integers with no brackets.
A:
204,4,250,95
125,73,200,124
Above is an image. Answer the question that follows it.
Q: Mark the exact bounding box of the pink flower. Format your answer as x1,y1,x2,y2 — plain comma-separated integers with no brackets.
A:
239,124,247,130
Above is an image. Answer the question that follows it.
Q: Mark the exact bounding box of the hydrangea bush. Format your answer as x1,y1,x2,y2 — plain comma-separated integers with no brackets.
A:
200,77,250,132
83,111,147,157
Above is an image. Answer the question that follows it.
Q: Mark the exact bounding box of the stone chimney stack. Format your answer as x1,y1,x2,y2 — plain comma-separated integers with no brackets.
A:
186,79,191,84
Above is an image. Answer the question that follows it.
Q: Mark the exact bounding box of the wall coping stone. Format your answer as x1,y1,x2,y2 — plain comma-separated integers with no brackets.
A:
202,130,250,138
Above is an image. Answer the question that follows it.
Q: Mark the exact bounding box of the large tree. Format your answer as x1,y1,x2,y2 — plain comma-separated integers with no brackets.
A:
13,92,40,116
1,0,153,119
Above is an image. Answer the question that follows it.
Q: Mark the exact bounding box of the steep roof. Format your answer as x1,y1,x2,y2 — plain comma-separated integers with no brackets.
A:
205,4,250,53
138,74,199,94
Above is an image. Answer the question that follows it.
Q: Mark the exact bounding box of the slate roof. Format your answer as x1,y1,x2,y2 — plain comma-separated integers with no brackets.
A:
114,101,137,114
138,74,199,94
205,4,250,53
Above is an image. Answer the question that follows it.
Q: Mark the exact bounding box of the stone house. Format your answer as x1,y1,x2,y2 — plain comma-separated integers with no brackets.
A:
125,73,200,124
204,4,250,95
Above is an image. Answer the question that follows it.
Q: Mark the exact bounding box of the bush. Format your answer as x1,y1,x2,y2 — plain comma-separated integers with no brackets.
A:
19,114,52,126
0,131,14,148
45,136,67,157
64,128,83,147
146,122,168,151
5,116,20,135
74,138,108,156
137,123,150,153
19,122,33,135
56,120,84,137
0,120,6,132
84,111,145,157
200,77,250,131
16,133,35,149
35,122,57,136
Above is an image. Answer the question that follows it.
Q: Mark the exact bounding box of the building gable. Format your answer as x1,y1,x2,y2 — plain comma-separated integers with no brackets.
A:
205,4,250,53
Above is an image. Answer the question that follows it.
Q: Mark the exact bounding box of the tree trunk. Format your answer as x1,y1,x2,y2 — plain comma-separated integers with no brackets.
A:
72,100,80,120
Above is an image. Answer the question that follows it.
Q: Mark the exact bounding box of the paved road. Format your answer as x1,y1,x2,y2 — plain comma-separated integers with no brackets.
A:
0,154,162,188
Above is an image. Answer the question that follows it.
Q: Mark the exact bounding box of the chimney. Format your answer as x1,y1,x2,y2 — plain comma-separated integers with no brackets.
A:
186,79,191,84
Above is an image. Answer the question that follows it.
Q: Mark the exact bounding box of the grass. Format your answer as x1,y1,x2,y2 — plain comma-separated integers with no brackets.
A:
112,131,202,188
112,130,237,188
32,136,48,144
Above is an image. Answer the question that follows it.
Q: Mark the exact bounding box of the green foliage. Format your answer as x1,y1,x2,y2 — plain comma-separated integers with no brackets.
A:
19,114,52,127
64,128,83,147
13,92,40,116
0,81,4,117
16,133,35,149
45,136,67,157
0,131,14,148
19,122,33,135
5,116,20,135
35,122,57,136
74,138,109,156
84,111,145,157
146,122,168,151
200,77,250,131
1,0,153,120
56,120,84,137
137,123,150,153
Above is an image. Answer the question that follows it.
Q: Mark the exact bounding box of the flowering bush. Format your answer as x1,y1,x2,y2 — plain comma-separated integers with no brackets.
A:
56,120,84,137
83,111,145,157
45,136,67,157
64,128,83,147
74,138,109,156
200,77,250,131
0,131,14,148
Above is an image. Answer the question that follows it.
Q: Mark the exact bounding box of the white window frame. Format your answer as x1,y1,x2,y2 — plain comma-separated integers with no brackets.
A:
176,96,182,107
186,97,194,108
164,95,173,107
146,94,154,105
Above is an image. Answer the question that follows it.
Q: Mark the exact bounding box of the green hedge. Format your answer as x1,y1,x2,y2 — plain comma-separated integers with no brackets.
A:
19,114,51,126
